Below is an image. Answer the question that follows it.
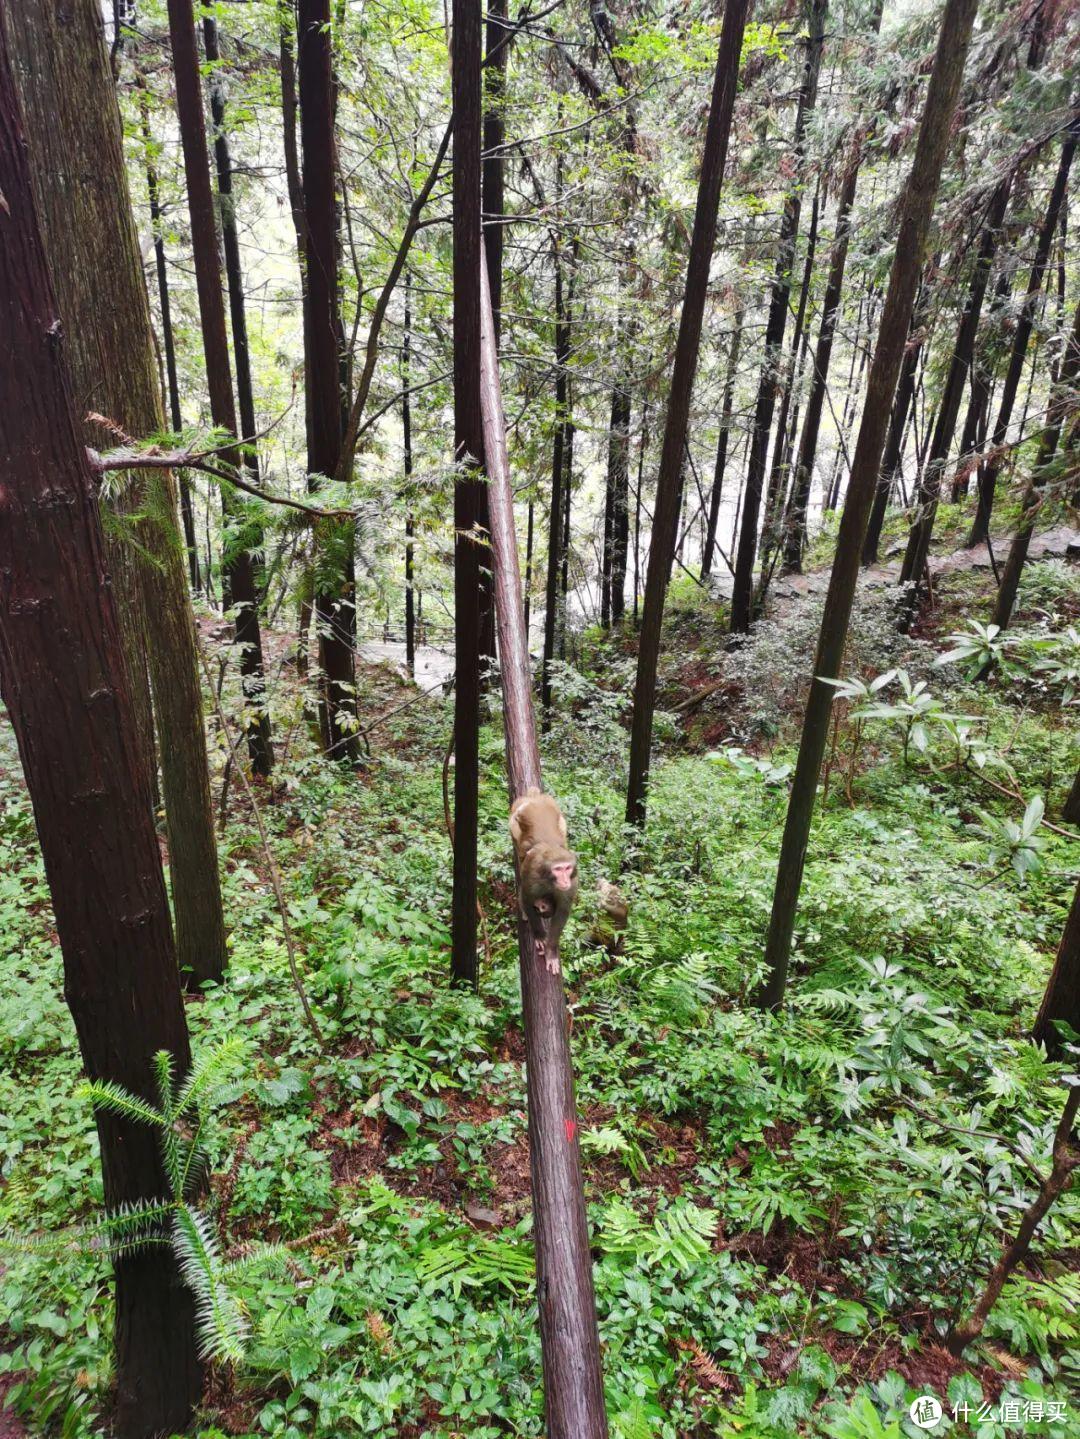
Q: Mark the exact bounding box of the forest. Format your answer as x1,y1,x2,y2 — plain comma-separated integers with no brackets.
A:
0,0,1079,1434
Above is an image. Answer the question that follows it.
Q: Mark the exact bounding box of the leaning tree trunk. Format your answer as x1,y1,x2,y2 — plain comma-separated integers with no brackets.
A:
759,0,980,1009
625,0,750,828
6,0,228,990
167,0,274,776
990,294,1080,630
967,111,1077,547
0,34,199,1435
450,0,486,989
297,0,360,762
478,241,609,1439
729,0,827,634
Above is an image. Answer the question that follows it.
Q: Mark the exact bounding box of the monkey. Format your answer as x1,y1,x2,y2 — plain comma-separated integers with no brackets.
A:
589,878,628,955
509,788,579,974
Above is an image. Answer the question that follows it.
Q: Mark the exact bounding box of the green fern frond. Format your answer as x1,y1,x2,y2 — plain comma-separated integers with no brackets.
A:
91,1200,176,1258
153,1050,178,1119
174,1036,245,1118
172,1205,250,1362
76,1079,164,1130
220,1243,290,1282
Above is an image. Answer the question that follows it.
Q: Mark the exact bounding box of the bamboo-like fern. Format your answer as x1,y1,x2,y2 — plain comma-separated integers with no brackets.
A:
10,1039,277,1366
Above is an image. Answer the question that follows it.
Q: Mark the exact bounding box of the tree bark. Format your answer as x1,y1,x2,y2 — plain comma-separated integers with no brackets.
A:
203,17,264,511
1032,868,1080,1056
860,287,926,565
729,0,827,633
0,32,199,1433
761,182,820,572
899,179,1013,593
483,0,508,339
759,0,980,1008
7,0,227,990
478,246,609,1439
541,218,571,726
279,0,308,286
1063,765,1080,826
701,310,743,581
403,273,416,677
990,294,1080,629
451,0,485,988
297,0,360,762
949,1085,1080,1354
167,0,274,776
625,0,750,828
607,371,632,624
781,9,882,575
136,78,200,593
967,111,1077,547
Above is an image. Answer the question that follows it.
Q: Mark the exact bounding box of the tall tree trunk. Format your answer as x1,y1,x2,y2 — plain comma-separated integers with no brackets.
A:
450,0,485,988
167,0,274,776
701,310,743,580
761,182,820,568
633,400,648,624
541,223,571,725
0,32,199,1433
478,246,608,1439
827,285,881,512
297,0,359,761
1032,874,1080,1057
475,0,507,678
860,286,927,565
759,0,979,1008
1063,765,1080,826
8,0,227,989
403,273,416,677
137,79,200,593
990,294,1080,629
782,13,883,575
625,0,750,827
729,0,827,633
608,372,632,624
899,178,1013,591
203,17,263,502
279,0,307,282
954,262,1011,504
483,0,508,338
967,112,1077,546
522,499,536,633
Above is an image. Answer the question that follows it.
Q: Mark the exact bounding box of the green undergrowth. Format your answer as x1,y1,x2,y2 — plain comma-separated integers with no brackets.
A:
2,562,1079,1438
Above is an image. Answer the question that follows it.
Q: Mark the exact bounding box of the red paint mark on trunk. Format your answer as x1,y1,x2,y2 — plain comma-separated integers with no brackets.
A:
564,1118,576,1143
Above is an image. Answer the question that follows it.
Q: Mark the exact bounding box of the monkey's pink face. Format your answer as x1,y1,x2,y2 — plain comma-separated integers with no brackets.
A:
551,862,576,891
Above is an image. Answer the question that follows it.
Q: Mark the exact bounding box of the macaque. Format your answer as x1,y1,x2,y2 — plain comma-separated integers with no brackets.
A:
509,788,579,974
589,878,628,955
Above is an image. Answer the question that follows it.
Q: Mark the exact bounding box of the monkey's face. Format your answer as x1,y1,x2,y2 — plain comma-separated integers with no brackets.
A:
550,859,576,892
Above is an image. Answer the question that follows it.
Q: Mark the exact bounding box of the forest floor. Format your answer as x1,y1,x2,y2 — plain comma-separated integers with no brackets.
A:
1,516,1079,1438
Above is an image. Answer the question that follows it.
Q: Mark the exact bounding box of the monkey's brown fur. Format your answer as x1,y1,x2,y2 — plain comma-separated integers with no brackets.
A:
589,879,628,955
509,789,578,973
